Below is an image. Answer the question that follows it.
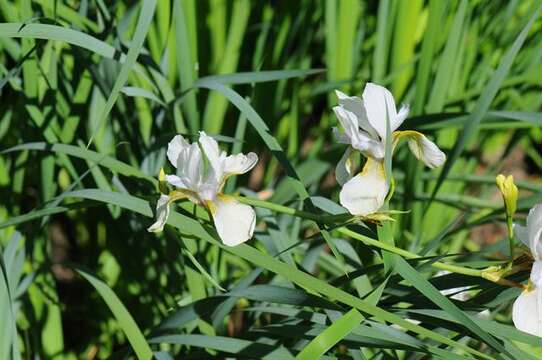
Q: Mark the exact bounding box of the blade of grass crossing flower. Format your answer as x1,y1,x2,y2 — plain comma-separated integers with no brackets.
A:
295,308,364,360
393,256,511,357
429,6,542,206
75,268,153,360
58,189,492,359
86,0,157,148
380,99,395,272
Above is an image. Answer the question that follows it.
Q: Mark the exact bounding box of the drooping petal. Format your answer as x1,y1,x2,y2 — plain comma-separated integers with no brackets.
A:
339,158,388,216
167,135,190,168
208,195,256,246
336,147,355,186
394,131,446,169
527,204,542,260
224,152,258,176
514,224,529,248
147,195,171,232
513,287,542,337
407,133,446,169
362,82,398,140
333,106,385,160
335,90,378,138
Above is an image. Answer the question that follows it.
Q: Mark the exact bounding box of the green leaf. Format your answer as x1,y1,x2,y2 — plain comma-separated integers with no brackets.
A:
75,267,153,360
295,308,364,360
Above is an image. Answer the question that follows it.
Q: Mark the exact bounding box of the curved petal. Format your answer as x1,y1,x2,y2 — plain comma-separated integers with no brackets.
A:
182,143,204,188
513,287,542,336
209,195,256,246
165,174,188,189
336,147,355,186
407,133,446,169
333,106,384,159
362,82,398,140
224,152,258,176
199,131,225,173
394,104,410,130
531,261,542,289
527,204,542,260
147,195,171,232
335,90,378,138
167,135,190,168
395,131,446,169
339,158,388,216
514,224,529,248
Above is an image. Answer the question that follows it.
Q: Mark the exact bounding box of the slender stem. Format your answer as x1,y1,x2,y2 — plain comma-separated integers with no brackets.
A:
234,195,485,278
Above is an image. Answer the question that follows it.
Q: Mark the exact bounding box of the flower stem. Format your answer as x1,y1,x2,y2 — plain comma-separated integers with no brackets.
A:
506,215,514,263
234,195,484,278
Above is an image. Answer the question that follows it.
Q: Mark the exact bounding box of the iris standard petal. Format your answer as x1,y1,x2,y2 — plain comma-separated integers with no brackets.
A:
339,158,388,216
393,104,410,131
165,174,188,189
335,90,378,138
167,135,189,169
514,224,529,248
512,287,542,337
147,194,171,232
209,195,256,246
224,152,258,176
527,204,542,260
362,82,398,140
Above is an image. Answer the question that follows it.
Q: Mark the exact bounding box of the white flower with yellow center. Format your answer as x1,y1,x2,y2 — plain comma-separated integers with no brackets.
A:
333,82,446,216
512,204,542,336
147,132,258,247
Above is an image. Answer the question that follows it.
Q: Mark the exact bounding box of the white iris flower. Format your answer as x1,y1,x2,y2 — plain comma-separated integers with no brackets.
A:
333,82,446,216
147,132,258,247
512,204,542,336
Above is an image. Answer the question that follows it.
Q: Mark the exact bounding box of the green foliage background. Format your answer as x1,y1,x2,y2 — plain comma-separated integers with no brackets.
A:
1,0,542,358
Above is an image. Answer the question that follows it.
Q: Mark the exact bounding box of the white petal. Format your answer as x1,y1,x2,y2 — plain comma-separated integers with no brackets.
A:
514,224,529,248
527,204,542,260
513,288,542,337
339,159,388,216
333,127,351,144
165,174,188,189
531,261,542,289
333,106,384,159
224,152,258,176
335,90,378,138
336,147,355,186
167,135,190,168
362,83,398,140
183,143,204,188
199,131,224,172
210,195,256,246
333,106,361,144
407,133,446,169
393,104,410,130
147,195,171,232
